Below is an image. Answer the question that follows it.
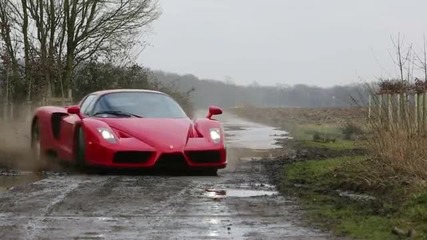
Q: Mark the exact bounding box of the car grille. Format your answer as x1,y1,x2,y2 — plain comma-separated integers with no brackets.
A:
113,151,153,164
185,150,222,163
155,153,188,169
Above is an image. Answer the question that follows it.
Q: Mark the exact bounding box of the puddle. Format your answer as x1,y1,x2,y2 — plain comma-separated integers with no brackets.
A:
337,190,376,201
225,127,291,149
224,125,246,131
239,156,265,161
220,113,291,149
204,187,277,199
194,110,292,150
225,189,277,197
234,183,276,190
0,171,43,192
292,185,376,202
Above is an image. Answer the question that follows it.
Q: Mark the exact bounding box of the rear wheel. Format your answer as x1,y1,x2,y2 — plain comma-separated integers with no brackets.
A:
31,120,47,171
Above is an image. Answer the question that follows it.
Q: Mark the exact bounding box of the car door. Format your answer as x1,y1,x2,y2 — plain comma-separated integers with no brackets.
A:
58,94,97,161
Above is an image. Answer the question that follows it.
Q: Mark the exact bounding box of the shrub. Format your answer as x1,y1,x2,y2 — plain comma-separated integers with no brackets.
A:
341,122,364,140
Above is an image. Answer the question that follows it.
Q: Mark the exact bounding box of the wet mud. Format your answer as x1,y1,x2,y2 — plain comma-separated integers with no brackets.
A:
0,171,43,192
0,111,339,239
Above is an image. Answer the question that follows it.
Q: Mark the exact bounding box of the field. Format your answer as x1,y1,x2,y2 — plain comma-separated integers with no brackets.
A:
230,106,366,124
230,106,427,240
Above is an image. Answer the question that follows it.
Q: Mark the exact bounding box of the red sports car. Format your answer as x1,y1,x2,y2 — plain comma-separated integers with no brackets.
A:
30,89,227,175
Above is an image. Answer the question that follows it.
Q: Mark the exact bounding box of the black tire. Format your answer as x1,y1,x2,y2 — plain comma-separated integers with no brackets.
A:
31,120,47,171
75,126,86,167
195,168,218,176
206,169,218,176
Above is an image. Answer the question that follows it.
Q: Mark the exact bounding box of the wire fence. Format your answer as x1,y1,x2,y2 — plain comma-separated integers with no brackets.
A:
368,92,427,131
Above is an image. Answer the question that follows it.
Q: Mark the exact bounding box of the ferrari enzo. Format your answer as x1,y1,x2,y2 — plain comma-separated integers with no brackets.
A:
30,89,227,175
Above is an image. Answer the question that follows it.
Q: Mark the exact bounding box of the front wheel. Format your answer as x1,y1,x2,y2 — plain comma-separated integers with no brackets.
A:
206,169,218,176
193,168,218,176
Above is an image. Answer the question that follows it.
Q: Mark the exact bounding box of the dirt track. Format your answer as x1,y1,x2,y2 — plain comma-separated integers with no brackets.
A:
0,111,336,239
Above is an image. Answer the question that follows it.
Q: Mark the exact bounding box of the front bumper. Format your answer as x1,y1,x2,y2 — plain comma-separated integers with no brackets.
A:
84,137,227,169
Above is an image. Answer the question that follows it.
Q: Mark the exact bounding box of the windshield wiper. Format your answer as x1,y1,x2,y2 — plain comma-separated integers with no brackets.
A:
93,110,142,118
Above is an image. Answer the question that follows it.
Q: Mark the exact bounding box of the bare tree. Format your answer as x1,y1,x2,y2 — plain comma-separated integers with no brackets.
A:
0,0,21,93
389,33,413,82
414,34,427,81
0,0,160,101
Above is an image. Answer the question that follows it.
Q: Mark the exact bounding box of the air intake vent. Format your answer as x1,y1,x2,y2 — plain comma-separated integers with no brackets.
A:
155,153,188,169
113,151,152,164
186,150,221,163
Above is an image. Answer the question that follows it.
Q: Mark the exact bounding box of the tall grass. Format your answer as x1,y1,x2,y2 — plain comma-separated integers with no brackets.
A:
361,80,427,188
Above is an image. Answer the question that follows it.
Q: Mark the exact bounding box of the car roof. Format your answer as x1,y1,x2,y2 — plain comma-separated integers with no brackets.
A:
91,89,167,96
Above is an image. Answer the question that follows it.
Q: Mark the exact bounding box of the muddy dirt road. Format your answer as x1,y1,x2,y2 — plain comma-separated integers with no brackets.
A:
0,111,334,239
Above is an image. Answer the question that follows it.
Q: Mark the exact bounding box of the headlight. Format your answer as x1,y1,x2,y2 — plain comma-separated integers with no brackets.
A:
97,128,117,143
209,128,221,143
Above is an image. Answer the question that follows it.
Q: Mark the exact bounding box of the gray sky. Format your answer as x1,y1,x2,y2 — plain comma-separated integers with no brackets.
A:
139,0,427,87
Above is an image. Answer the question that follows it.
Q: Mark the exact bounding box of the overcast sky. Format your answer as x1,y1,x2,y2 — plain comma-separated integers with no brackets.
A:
139,0,427,87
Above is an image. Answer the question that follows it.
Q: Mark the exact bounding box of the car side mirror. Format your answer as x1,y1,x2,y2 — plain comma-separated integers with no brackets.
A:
67,105,81,117
207,105,223,119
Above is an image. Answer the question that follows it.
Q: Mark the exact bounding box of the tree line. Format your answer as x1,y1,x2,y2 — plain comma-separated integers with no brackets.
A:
0,0,193,115
152,70,369,109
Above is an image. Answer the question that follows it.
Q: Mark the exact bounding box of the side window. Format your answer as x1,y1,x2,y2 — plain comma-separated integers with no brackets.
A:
80,95,97,115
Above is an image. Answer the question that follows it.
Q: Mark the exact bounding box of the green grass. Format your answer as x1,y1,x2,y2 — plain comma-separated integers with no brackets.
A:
290,123,343,140
283,156,366,193
282,155,427,239
308,199,395,240
290,122,366,153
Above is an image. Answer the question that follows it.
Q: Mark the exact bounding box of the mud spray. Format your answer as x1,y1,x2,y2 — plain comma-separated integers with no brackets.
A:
0,108,66,176
0,110,37,190
0,112,36,170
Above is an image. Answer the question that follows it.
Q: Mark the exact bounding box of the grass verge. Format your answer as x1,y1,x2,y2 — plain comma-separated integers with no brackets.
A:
279,141,427,240
228,107,427,239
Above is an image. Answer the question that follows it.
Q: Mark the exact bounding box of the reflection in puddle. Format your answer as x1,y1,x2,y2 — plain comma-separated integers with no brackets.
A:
225,127,291,149
194,110,292,150
204,218,220,225
337,190,376,201
82,232,105,239
204,188,277,199
0,171,43,192
219,113,291,149
226,189,277,197
207,230,219,237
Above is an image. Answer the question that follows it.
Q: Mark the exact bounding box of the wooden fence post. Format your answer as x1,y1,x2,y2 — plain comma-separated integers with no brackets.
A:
406,92,409,129
417,93,423,132
388,93,393,129
368,94,372,121
397,93,401,124
424,92,427,132
415,93,419,130
379,94,382,123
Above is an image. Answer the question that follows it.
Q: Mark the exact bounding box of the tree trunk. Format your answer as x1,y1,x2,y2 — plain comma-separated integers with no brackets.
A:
22,0,32,101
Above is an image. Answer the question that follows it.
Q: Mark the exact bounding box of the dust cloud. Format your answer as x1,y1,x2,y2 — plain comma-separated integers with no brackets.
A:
0,107,59,172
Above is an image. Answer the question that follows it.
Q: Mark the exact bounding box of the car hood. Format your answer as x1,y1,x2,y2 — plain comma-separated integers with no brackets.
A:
100,118,194,149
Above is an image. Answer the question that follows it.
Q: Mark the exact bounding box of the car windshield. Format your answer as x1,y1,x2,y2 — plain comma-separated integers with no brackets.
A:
92,92,187,118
